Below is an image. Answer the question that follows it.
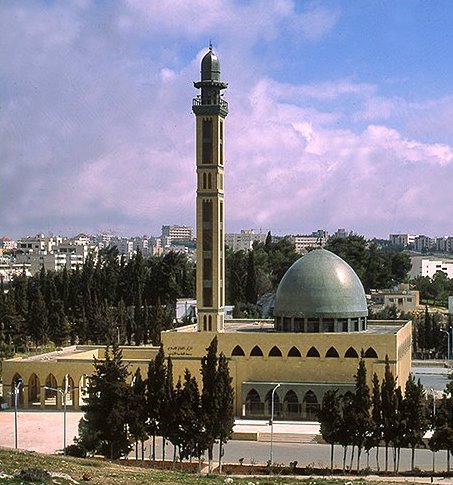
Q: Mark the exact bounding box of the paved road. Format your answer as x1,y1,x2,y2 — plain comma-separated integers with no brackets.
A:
0,410,450,473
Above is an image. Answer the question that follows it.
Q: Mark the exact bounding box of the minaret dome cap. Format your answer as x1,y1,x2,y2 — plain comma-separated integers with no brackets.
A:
201,46,221,82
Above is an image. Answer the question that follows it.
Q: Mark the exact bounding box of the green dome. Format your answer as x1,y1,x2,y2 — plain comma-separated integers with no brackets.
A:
274,248,368,322
201,48,221,81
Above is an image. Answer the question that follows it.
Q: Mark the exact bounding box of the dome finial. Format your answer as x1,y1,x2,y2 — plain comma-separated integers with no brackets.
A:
209,40,213,51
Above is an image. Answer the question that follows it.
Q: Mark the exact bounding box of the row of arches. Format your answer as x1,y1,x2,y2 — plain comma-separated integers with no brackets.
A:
245,388,319,421
9,372,88,409
232,345,378,359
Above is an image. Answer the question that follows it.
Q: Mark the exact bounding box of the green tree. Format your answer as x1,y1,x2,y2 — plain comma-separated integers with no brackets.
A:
430,381,453,472
381,355,398,471
402,374,428,470
28,286,49,346
245,250,258,304
366,373,383,471
318,389,342,472
82,344,131,459
146,346,167,461
128,368,148,460
201,337,219,472
216,352,235,472
352,356,371,472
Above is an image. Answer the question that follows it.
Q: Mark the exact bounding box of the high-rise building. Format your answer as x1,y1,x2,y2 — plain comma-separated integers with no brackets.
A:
192,45,228,333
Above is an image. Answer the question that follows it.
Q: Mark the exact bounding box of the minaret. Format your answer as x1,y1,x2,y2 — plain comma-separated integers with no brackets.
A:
192,46,228,332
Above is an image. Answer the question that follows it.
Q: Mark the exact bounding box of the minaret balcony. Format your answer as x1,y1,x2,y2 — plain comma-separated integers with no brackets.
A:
192,96,229,117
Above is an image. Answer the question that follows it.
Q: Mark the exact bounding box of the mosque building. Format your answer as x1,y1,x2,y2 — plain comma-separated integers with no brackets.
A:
2,48,412,420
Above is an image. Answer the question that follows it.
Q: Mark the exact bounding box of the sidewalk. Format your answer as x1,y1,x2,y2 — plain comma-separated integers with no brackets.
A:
0,412,320,454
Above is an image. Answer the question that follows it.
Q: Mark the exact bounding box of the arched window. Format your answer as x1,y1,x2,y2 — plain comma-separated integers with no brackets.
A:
288,346,301,357
325,346,339,358
303,390,319,420
203,315,207,331
245,389,262,416
284,390,299,418
11,373,24,407
28,373,40,404
208,315,212,331
269,346,282,357
45,374,58,400
306,346,320,357
364,347,378,358
250,345,264,357
202,173,207,189
231,345,245,356
265,389,281,416
345,347,359,358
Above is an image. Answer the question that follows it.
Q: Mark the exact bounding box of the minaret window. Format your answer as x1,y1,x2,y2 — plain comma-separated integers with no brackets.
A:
202,119,213,164
220,120,224,165
208,173,212,189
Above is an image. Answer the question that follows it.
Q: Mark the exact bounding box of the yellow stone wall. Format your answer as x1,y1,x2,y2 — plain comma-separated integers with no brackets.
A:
3,321,411,418
162,321,412,416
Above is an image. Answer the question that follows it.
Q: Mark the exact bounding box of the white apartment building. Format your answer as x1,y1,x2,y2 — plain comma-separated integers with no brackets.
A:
409,256,453,279
225,229,267,252
16,242,95,274
161,225,194,243
293,230,329,254
16,234,62,254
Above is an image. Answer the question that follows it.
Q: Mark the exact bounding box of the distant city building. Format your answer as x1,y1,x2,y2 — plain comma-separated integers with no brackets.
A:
369,287,420,313
389,234,416,248
435,236,453,253
332,228,349,239
16,234,62,254
0,237,16,250
293,229,328,254
225,229,267,252
161,225,194,244
409,256,453,279
414,235,435,253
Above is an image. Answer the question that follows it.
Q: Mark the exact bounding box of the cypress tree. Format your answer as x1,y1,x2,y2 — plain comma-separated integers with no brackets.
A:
352,356,371,472
318,389,342,472
128,368,148,460
82,344,131,459
367,373,383,471
402,374,428,470
216,352,235,472
201,337,219,472
381,355,399,471
146,346,167,461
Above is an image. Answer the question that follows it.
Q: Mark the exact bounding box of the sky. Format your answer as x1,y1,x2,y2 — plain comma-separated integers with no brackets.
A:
2,1,453,240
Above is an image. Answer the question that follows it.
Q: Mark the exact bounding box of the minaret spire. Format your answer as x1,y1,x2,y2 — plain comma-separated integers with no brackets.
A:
192,47,228,332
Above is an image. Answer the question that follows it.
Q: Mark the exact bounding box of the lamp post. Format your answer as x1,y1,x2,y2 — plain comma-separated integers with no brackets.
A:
269,383,281,465
45,374,69,455
440,329,451,360
431,388,436,474
14,378,23,449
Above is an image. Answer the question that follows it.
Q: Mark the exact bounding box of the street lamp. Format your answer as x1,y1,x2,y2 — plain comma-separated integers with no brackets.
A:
269,383,281,465
440,328,451,360
14,378,23,449
431,388,436,474
45,374,69,455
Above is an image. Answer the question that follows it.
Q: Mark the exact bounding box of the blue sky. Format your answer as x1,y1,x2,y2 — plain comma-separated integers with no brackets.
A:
1,1,453,240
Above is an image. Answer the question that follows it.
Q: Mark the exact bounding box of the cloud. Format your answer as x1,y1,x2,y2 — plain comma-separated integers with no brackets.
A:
1,1,452,240
292,4,341,41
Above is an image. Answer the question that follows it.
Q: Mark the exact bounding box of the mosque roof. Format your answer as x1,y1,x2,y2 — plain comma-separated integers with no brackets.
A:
274,248,368,319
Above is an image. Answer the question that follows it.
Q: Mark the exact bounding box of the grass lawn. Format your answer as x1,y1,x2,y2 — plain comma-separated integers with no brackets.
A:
0,448,431,485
